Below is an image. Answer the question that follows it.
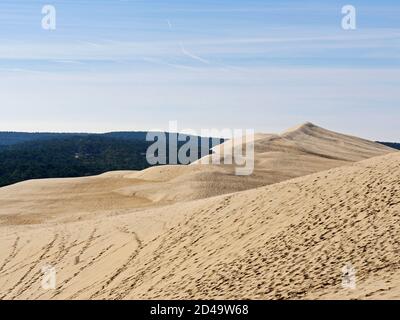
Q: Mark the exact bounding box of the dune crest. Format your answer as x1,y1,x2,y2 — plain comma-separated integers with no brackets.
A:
0,123,398,300
0,123,394,224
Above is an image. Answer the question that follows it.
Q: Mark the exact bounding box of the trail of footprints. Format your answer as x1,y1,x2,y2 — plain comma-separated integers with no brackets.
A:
0,153,399,299
0,237,20,275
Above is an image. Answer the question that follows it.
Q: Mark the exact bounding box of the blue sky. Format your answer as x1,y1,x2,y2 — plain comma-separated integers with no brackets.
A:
0,0,399,140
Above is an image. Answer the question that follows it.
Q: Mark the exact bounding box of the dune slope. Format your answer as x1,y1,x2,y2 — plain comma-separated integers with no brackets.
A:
123,122,393,203
0,152,399,300
0,123,393,224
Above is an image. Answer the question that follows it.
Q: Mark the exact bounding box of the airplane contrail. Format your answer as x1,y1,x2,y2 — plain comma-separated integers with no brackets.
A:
179,42,210,65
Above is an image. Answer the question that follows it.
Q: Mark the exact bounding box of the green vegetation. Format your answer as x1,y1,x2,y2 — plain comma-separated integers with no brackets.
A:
0,136,150,187
0,132,87,146
379,142,400,150
0,133,222,187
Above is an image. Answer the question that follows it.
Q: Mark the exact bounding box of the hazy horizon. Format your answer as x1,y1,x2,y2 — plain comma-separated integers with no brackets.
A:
0,121,397,142
0,0,399,141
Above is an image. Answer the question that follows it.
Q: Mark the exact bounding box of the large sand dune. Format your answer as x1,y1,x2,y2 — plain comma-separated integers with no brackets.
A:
0,123,398,300
0,123,392,224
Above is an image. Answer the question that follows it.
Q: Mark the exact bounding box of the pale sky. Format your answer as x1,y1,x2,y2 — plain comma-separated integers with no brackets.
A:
0,0,399,141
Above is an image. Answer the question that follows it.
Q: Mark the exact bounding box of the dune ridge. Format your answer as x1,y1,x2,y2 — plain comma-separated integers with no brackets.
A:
0,123,398,300
0,123,393,225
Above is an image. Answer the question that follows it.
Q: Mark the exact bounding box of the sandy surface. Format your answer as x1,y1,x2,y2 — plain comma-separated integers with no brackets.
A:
0,122,392,224
0,123,398,300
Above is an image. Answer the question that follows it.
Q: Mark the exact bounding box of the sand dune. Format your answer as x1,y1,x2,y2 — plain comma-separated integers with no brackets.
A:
0,152,399,299
0,123,398,300
125,123,393,203
0,123,392,225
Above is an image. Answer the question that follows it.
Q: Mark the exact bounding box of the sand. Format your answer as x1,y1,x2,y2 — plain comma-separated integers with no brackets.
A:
0,123,398,300
0,122,392,224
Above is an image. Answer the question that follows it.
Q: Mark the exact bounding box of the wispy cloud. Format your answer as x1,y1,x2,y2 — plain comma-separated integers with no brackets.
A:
179,42,210,64
0,0,399,140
